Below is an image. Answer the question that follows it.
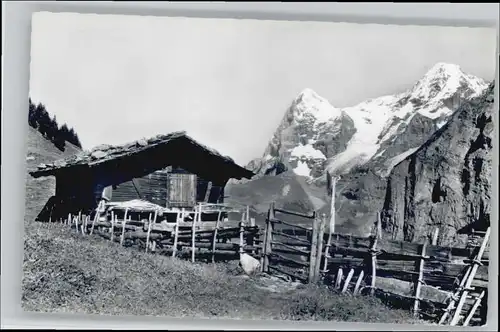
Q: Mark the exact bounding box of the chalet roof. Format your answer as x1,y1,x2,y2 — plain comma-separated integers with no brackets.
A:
30,131,255,180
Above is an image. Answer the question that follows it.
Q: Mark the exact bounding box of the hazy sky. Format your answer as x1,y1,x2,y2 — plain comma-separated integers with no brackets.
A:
29,12,497,166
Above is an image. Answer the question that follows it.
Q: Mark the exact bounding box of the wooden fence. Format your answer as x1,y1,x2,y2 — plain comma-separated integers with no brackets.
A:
46,200,490,326
260,202,322,283
59,201,261,263
259,203,490,327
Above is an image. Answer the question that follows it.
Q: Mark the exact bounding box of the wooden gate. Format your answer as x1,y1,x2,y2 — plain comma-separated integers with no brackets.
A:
261,202,326,283
167,173,197,208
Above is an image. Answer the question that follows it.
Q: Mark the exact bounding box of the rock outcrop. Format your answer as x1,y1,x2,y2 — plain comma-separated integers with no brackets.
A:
381,82,494,245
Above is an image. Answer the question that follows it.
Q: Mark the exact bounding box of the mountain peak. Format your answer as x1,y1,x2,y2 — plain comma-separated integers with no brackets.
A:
425,62,463,78
409,62,486,103
292,88,342,124
296,88,323,103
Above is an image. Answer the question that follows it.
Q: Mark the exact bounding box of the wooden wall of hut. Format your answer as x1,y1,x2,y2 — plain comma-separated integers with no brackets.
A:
108,166,226,208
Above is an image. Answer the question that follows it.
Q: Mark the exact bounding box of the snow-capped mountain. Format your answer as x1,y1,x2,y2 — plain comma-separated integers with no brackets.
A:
227,62,491,238
248,63,488,182
247,87,355,181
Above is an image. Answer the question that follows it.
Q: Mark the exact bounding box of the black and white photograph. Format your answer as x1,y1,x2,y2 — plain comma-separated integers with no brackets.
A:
22,10,496,326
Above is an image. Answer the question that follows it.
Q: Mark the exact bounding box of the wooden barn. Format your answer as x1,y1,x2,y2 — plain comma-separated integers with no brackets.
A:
30,131,255,222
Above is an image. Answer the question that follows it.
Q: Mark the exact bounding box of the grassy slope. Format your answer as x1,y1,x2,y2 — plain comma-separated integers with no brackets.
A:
21,127,418,323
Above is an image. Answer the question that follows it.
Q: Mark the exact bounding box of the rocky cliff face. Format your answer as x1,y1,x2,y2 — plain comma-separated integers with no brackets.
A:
234,63,489,236
381,82,494,246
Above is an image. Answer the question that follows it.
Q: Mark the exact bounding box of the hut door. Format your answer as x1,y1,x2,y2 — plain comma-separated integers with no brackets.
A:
166,173,197,208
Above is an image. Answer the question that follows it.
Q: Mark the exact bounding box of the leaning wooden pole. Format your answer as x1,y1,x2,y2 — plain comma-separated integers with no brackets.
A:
342,268,355,293
353,270,365,295
90,200,102,235
335,268,344,289
449,227,490,326
462,290,486,327
438,265,473,324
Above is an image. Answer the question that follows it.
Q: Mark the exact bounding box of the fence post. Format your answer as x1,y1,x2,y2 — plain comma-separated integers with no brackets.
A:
78,211,82,233
369,213,382,296
120,208,129,246
211,210,221,263
322,231,333,273
314,213,327,282
308,216,319,283
239,209,245,257
191,206,200,263
248,217,256,255
432,227,439,245
260,213,268,272
413,241,428,318
145,209,157,253
262,202,275,273
110,212,115,242
172,209,182,258
82,214,87,234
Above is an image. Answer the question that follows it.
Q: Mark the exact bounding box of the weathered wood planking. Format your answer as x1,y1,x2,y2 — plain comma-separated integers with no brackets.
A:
273,230,490,262
324,256,488,289
151,221,257,232
78,219,259,238
94,229,260,251
328,256,487,281
167,173,197,208
270,252,309,268
325,234,489,262
269,218,313,232
274,208,316,219
268,265,308,282
112,172,169,206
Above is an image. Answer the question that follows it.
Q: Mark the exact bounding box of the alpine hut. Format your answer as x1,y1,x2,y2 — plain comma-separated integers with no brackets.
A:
30,131,255,222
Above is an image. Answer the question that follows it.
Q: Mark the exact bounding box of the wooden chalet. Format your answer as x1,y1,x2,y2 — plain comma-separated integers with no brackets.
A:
30,131,254,222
